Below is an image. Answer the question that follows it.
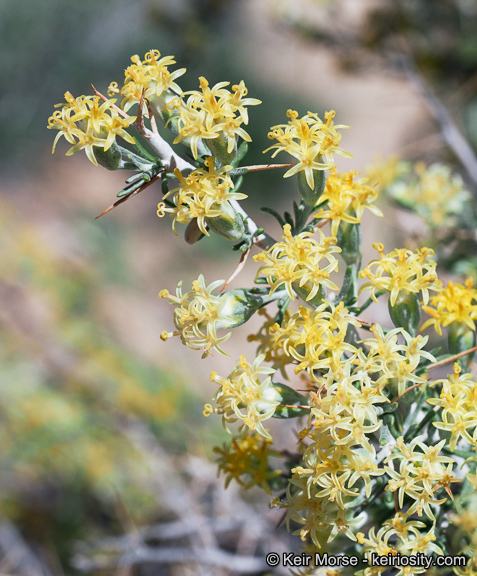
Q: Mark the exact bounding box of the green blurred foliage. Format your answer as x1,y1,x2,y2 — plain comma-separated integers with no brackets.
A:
0,199,210,569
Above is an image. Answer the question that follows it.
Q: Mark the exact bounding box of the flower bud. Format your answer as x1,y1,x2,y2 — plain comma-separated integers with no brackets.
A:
448,321,476,368
206,210,245,241
271,382,309,419
222,289,284,329
297,168,326,207
93,140,123,171
337,222,362,265
388,291,421,336
292,282,326,307
206,136,236,165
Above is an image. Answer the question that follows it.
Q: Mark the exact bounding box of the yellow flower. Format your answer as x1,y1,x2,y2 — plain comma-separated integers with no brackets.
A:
388,162,470,227
253,224,341,302
309,361,387,452
269,302,361,379
247,308,294,377
385,436,460,520
108,49,186,112
47,92,136,165
358,243,442,307
264,109,352,190
357,526,398,558
358,324,435,396
214,432,281,493
422,279,477,336
365,155,408,193
159,275,236,357
428,363,477,451
358,519,443,572
157,157,247,235
280,476,363,549
170,76,261,159
210,354,278,439
314,168,383,236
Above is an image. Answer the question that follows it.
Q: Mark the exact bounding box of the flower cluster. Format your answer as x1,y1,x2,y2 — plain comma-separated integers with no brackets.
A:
246,308,294,376
159,275,235,357
264,109,352,190
49,48,477,576
269,301,361,378
214,432,281,493
387,162,470,227
108,49,185,113
275,360,388,548
207,354,278,439
359,243,442,306
277,474,365,551
385,436,460,520
253,224,341,302
157,157,246,236
357,514,443,576
422,279,477,336
314,168,383,236
365,155,409,193
428,363,477,451
47,92,136,165
358,325,435,396
168,76,261,159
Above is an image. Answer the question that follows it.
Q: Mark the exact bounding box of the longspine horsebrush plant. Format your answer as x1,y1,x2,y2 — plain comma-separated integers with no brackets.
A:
48,49,477,576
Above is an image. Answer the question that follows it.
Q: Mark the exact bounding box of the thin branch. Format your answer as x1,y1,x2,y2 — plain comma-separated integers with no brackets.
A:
221,245,252,292
315,217,330,230
428,345,477,371
399,53,477,188
395,344,477,401
395,380,428,402
280,404,311,410
120,546,267,573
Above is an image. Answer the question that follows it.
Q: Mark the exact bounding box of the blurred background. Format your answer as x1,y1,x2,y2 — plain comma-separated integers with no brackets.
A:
1,0,477,574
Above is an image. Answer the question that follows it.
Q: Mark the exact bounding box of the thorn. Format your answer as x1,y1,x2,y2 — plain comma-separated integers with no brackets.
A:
91,84,130,119
240,161,294,172
95,172,162,219
147,100,159,135
220,244,252,292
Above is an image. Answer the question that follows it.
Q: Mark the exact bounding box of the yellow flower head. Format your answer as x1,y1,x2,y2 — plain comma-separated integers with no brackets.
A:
428,363,477,452
314,168,383,236
170,76,261,158
214,432,281,493
47,92,136,165
365,155,408,193
385,436,459,520
253,224,341,301
210,354,278,439
247,308,294,377
421,279,477,336
358,324,435,396
271,301,361,379
281,475,363,548
157,157,247,236
388,162,470,227
108,49,186,112
264,109,352,190
159,274,236,357
358,243,442,307
308,361,388,454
